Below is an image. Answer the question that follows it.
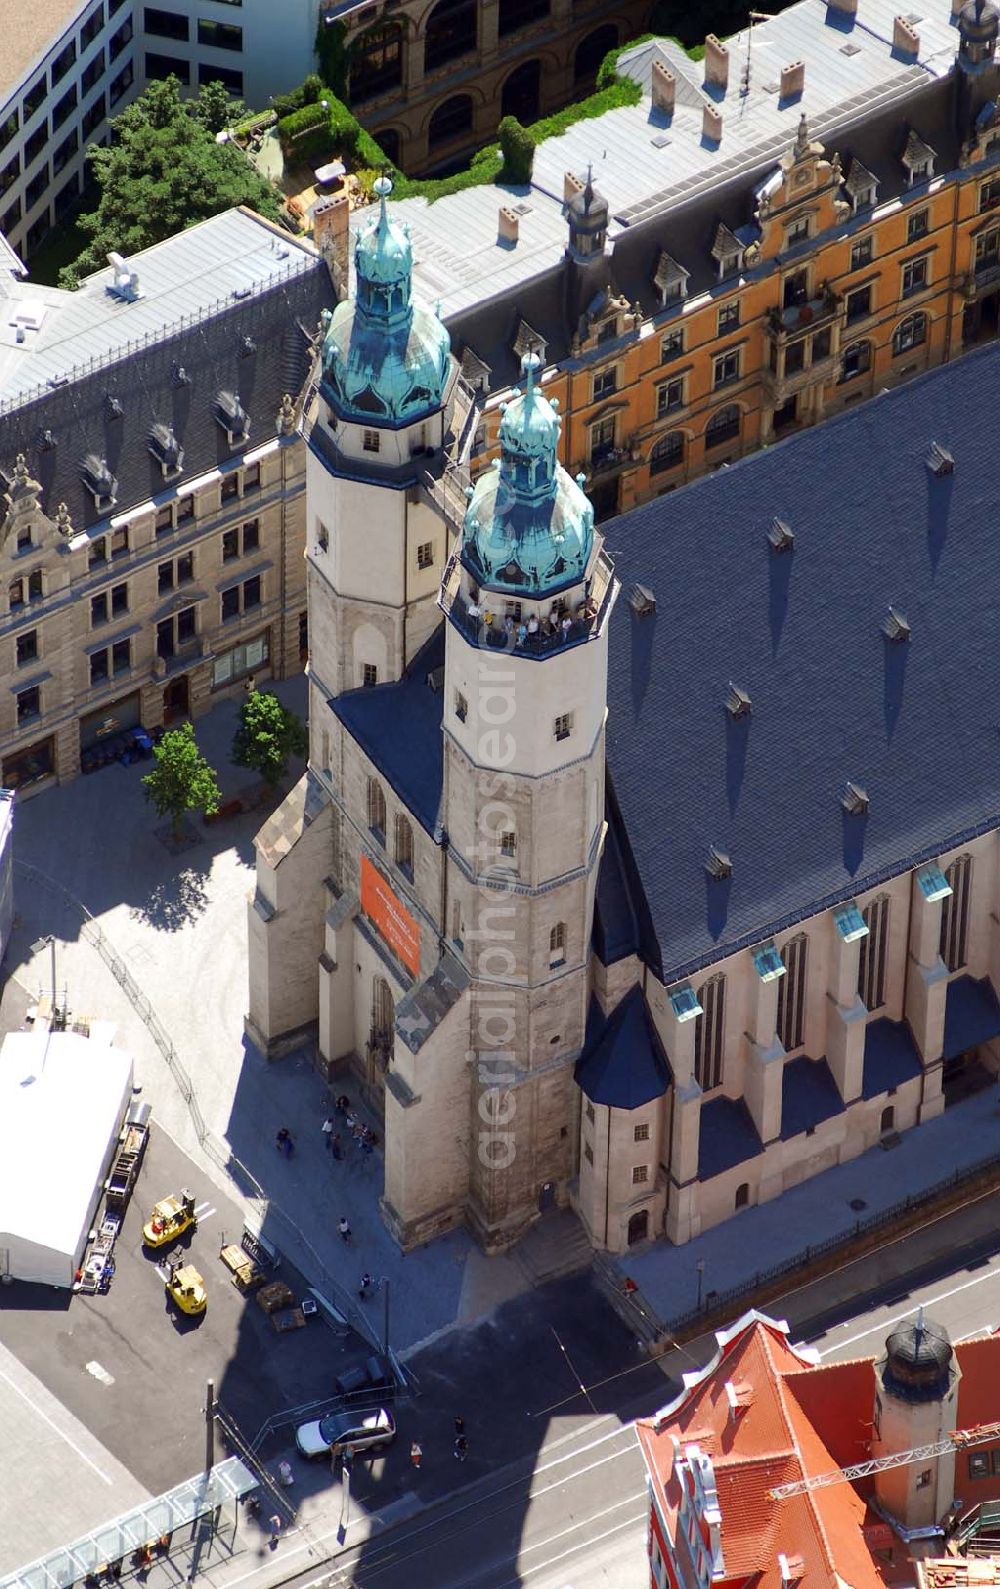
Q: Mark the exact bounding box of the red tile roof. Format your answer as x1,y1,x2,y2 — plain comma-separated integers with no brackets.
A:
635,1313,1000,1589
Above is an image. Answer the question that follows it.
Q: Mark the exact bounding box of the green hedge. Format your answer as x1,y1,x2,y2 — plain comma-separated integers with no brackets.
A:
277,92,361,163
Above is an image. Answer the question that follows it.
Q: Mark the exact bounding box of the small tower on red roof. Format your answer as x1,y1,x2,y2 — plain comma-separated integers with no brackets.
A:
872,1312,961,1532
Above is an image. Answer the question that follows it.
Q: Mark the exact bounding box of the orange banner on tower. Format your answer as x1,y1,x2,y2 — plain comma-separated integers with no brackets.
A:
360,855,420,978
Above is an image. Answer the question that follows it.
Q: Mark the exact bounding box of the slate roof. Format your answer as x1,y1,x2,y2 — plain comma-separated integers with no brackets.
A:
943,973,1000,1061
699,1095,763,1180
780,1055,845,1140
0,211,335,532
602,339,1000,986
575,986,672,1109
862,1017,923,1099
330,628,445,838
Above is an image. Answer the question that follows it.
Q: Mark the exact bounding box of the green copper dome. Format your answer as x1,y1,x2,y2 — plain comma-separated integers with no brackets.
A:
462,355,594,598
320,179,451,426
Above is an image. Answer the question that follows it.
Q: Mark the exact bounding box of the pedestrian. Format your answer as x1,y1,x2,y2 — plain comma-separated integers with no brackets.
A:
322,1116,335,1148
359,1272,374,1299
410,1441,422,1470
275,1127,294,1158
331,1132,343,1161
454,1435,469,1462
560,613,571,642
335,1093,350,1118
338,1217,352,1243
268,1515,282,1547
454,1415,466,1437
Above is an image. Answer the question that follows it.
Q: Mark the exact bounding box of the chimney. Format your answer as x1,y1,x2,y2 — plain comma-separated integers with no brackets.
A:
498,205,520,245
313,193,350,296
828,0,858,13
893,13,919,55
651,59,676,116
703,103,723,144
564,170,585,204
704,34,729,92
780,60,805,99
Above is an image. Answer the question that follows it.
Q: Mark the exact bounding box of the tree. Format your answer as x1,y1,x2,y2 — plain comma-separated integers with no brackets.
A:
499,117,535,185
60,77,281,285
231,689,308,788
143,722,221,838
189,77,245,134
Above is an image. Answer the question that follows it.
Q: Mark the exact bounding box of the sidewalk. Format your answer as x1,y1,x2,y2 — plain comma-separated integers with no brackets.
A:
611,1081,1000,1328
3,680,529,1354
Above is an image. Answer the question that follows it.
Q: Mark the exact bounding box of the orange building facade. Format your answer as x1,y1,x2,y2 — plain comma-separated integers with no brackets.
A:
441,9,1000,521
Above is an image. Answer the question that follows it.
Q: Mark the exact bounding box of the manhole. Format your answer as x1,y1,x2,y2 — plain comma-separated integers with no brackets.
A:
849,1197,867,1211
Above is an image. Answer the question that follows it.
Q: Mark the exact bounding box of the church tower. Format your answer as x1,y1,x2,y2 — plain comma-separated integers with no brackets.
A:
305,175,456,714
431,354,618,1247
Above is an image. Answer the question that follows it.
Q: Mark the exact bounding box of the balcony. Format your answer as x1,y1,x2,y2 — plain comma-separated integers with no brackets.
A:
762,352,838,406
967,258,1000,296
587,442,634,480
765,290,843,344
438,547,616,657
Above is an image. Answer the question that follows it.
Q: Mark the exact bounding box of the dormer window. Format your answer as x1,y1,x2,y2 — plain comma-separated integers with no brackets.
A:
710,221,743,282
513,318,546,364
81,454,117,510
654,251,689,307
214,390,249,445
901,128,935,187
148,421,184,478
843,156,878,214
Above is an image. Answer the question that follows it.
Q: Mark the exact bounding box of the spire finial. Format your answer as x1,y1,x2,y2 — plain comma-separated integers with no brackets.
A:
521,348,541,396
794,111,810,158
373,173,393,228
584,163,594,207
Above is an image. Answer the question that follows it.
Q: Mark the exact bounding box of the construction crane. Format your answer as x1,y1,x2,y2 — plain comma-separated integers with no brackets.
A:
770,1422,1000,1500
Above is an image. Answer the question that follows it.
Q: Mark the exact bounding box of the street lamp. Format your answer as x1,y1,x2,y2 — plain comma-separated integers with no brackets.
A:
30,935,57,1025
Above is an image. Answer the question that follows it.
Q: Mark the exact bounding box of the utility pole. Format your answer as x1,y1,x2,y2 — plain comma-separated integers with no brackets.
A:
382,1278,390,1362
205,1379,215,1477
31,935,57,1024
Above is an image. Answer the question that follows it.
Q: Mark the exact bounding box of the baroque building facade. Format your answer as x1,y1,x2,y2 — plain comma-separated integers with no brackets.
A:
249,164,1000,1257
369,0,1000,521
0,208,334,794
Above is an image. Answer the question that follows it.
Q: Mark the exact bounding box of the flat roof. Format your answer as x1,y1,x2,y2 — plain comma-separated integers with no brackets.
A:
376,0,961,321
0,1029,132,1271
3,0,88,107
0,207,322,406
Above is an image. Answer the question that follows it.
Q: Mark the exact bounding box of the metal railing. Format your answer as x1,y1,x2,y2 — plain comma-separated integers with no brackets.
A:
13,859,381,1350
248,1379,401,1453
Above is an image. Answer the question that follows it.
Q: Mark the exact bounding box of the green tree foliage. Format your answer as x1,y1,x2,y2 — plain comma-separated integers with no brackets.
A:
498,118,535,185
231,689,308,788
189,76,246,134
143,722,221,837
60,77,281,286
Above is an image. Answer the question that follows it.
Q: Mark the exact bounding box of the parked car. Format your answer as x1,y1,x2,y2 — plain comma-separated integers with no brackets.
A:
295,1407,395,1460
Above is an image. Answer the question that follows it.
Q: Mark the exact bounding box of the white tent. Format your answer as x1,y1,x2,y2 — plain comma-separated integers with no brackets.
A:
0,1029,133,1287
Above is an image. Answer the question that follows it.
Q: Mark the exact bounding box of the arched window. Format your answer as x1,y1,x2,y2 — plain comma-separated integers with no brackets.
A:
348,21,404,104
370,975,394,1068
735,1181,750,1210
367,777,386,840
394,813,414,877
500,59,541,123
694,974,726,1091
777,934,808,1053
880,1105,895,1133
840,340,872,382
940,853,973,972
549,921,566,968
424,0,477,72
574,22,617,86
892,312,927,356
427,94,473,149
858,894,890,1010
377,127,401,166
705,404,741,450
499,0,550,38
650,431,684,476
